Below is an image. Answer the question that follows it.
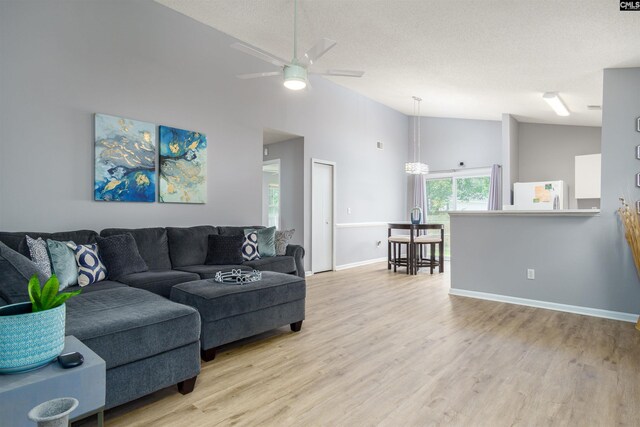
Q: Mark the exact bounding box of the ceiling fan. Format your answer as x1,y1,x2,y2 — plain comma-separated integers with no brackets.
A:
231,0,365,91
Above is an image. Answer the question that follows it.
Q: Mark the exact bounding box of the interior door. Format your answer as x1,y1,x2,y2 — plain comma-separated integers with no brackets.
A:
312,161,334,273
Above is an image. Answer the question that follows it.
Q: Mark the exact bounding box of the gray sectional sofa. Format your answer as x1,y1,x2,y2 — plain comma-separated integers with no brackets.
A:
0,226,305,410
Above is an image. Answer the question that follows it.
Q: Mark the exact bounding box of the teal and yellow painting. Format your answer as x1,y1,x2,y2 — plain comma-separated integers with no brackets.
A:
159,125,207,203
94,114,156,202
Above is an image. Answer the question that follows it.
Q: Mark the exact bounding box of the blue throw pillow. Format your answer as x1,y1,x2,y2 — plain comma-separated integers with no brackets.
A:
46,239,78,289
67,243,107,287
245,227,276,258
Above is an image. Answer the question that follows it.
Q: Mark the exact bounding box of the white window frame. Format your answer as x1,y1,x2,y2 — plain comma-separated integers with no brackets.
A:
426,167,491,212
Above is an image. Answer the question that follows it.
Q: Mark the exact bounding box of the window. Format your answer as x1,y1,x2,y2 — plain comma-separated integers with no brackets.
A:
425,168,491,258
267,184,280,228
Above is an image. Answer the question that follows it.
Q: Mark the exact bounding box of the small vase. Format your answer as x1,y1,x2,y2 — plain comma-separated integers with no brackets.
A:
410,207,423,225
28,397,78,427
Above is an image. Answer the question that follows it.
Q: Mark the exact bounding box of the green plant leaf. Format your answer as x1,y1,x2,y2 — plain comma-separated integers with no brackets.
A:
28,275,43,312
40,275,60,310
49,290,82,309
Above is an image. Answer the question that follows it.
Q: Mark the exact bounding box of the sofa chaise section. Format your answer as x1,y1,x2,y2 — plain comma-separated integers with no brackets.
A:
65,286,201,409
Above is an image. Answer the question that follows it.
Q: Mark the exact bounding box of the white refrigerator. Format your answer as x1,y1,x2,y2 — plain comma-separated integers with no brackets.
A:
513,180,568,210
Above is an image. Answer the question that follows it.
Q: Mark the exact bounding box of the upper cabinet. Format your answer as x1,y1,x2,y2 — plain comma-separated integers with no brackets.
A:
575,154,601,199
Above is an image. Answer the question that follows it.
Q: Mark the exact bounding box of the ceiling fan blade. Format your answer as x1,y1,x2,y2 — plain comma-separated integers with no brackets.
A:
236,71,282,80
231,42,288,68
301,38,336,66
311,69,365,78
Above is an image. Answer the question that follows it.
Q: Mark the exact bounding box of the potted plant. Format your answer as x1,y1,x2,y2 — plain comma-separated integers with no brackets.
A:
0,275,80,374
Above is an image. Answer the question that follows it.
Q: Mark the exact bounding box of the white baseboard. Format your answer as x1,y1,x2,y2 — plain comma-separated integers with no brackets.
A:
335,257,387,271
449,288,639,323
335,222,396,228
305,271,314,277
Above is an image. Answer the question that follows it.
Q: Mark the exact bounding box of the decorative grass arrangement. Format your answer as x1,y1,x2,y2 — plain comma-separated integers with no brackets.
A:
618,198,640,330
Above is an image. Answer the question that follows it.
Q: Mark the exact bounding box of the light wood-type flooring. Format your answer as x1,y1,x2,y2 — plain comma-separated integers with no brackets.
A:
83,263,640,426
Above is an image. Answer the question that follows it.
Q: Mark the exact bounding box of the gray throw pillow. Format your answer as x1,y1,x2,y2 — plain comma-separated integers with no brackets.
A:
205,235,244,265
96,234,148,279
275,229,295,256
0,241,48,304
25,235,52,277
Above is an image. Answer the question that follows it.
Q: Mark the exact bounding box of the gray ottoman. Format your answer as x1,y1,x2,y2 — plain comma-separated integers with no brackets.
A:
170,271,306,361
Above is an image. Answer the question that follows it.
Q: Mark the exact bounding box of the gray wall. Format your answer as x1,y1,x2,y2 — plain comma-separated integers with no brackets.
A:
0,0,409,270
518,123,601,209
450,68,640,315
412,116,502,171
501,114,519,205
263,138,304,247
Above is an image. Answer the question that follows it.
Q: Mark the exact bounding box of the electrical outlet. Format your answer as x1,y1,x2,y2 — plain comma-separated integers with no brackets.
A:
347,207,352,214
527,269,535,280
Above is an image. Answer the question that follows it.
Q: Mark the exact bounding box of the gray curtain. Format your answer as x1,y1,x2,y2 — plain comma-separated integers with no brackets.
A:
412,174,427,223
487,164,502,210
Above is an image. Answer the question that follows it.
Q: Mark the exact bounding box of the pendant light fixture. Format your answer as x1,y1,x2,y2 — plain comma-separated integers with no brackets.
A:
405,96,429,174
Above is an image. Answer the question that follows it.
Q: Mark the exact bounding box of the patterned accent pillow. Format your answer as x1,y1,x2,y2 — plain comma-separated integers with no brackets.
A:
242,232,260,261
244,227,276,258
275,229,295,256
25,235,52,278
67,243,107,287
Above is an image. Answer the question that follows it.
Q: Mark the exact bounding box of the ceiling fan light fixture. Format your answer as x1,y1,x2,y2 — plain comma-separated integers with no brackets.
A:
283,64,307,90
543,92,570,116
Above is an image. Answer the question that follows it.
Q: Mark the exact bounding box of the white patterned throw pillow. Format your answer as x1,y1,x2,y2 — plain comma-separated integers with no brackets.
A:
242,232,260,261
25,235,52,278
67,243,107,287
274,229,295,256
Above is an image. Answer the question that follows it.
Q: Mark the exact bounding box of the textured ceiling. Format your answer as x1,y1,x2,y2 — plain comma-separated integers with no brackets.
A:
156,0,640,126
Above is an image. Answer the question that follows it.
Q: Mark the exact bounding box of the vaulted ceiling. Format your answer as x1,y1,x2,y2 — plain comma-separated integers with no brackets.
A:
157,0,640,127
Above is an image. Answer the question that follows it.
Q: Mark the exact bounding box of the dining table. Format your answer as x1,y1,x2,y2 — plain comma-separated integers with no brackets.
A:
387,222,445,275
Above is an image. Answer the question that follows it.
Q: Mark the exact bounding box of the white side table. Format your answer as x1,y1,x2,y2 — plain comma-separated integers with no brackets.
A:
0,335,106,427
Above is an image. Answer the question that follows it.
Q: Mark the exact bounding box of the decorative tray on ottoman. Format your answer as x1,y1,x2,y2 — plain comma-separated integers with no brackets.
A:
214,269,262,284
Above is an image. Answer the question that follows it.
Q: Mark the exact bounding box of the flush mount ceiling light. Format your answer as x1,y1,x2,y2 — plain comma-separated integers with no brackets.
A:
405,96,429,175
543,92,570,116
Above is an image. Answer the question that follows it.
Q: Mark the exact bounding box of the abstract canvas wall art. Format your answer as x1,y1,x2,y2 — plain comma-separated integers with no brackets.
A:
94,114,156,202
159,125,207,203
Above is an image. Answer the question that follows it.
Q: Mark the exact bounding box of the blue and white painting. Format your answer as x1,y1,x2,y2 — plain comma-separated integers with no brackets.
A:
94,114,156,202
159,125,207,203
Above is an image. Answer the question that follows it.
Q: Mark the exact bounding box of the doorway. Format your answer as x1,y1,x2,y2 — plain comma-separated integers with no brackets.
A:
262,159,281,228
262,128,305,251
311,159,336,273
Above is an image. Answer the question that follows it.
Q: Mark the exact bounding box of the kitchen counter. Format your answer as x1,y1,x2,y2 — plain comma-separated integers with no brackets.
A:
448,209,600,217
